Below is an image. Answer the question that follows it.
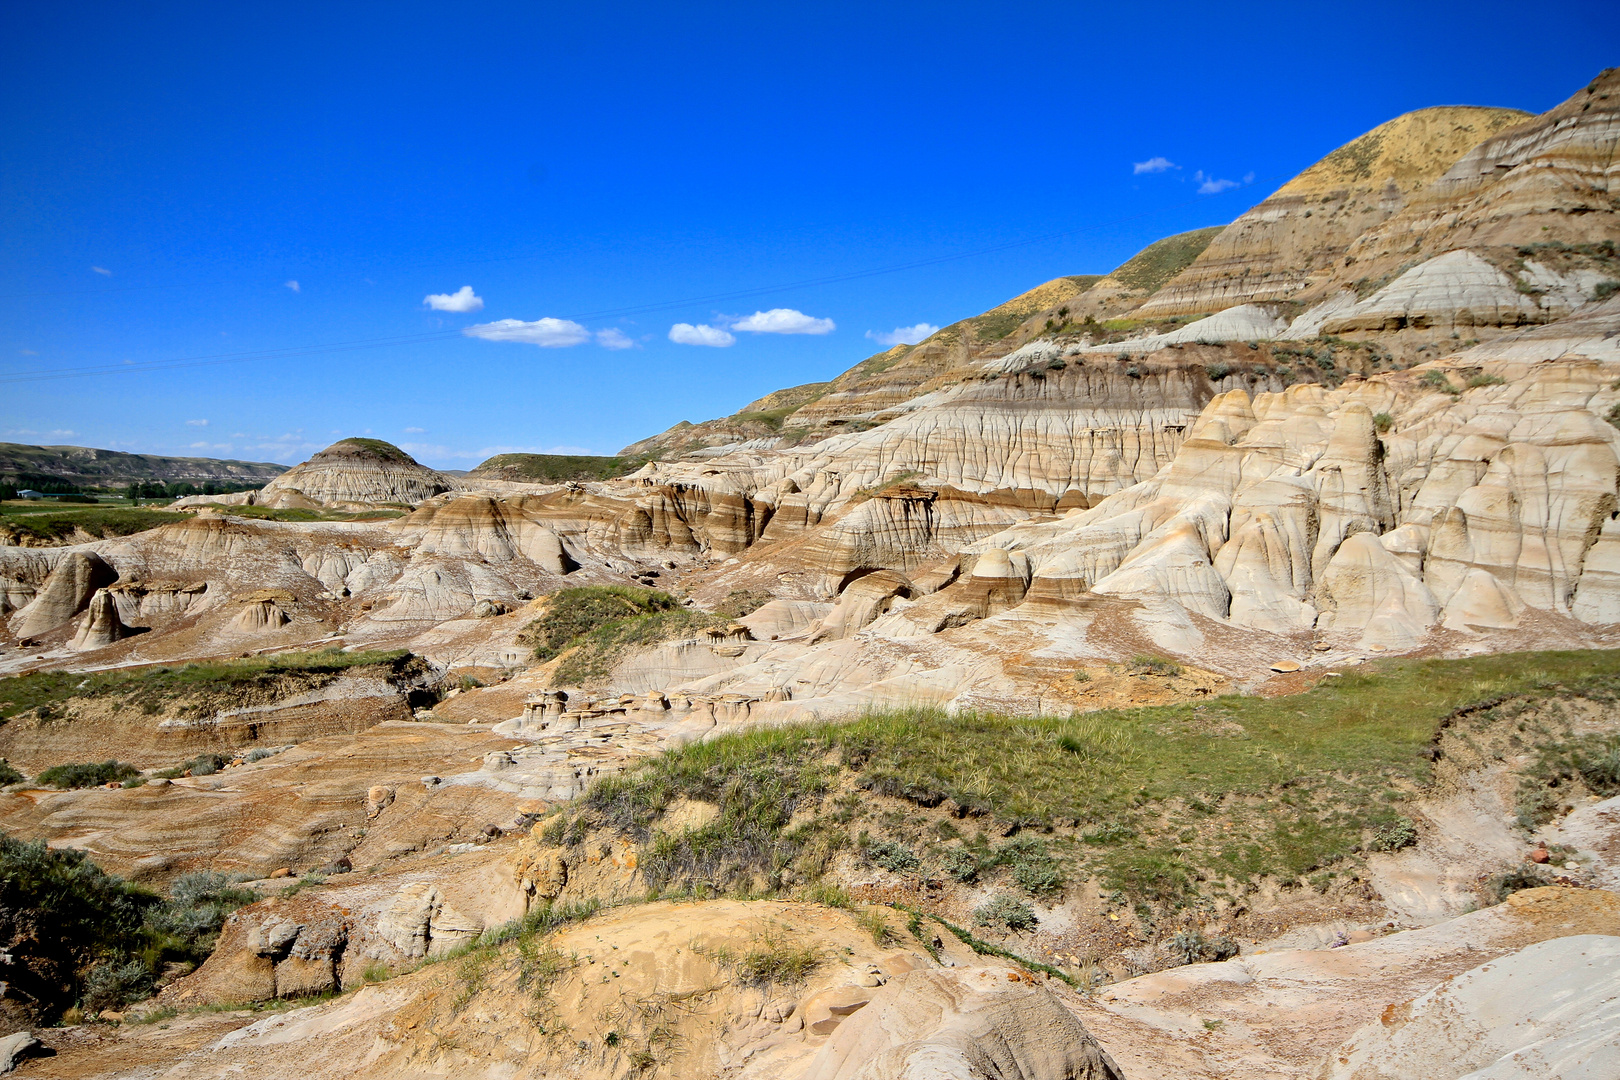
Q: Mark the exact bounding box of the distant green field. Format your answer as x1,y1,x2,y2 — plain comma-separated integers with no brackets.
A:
0,503,189,542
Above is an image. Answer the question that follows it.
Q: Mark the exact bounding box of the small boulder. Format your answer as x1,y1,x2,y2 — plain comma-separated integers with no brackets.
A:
1270,659,1302,673
270,867,293,879
0,1031,41,1073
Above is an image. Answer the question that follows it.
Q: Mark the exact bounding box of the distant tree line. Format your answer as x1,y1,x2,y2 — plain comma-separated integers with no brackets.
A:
123,480,262,500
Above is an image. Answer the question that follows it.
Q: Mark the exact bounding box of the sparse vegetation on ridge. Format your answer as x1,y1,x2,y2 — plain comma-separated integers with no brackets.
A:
470,452,645,483
567,650,1620,915
0,648,415,724
519,585,726,685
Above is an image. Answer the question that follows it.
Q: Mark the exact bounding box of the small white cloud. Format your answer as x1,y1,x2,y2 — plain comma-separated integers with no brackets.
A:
463,317,591,347
595,328,634,350
424,285,484,313
18,349,37,356
190,441,210,448
866,323,940,347
50,429,76,437
669,323,735,347
231,432,247,438
1133,157,1178,175
1195,170,1239,195
285,280,301,293
404,426,426,434
730,308,835,335
186,419,209,427
92,266,112,276
1244,172,1255,183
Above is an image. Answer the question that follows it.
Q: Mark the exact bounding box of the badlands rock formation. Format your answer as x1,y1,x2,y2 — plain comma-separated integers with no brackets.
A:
1134,106,1531,318
3,67,1620,1080
253,438,458,509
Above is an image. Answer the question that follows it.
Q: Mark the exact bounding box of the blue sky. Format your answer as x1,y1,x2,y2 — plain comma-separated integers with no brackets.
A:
2,3,1613,467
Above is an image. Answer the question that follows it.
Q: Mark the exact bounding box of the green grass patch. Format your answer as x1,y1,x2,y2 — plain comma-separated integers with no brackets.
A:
0,648,414,724
520,585,725,685
574,650,1620,906
1109,226,1224,294
0,505,188,543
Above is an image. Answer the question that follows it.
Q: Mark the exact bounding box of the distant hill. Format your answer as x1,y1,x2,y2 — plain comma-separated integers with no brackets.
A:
469,453,641,483
0,443,288,489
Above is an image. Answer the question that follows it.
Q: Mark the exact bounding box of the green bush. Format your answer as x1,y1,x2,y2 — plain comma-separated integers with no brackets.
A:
1369,817,1418,851
1373,412,1394,433
973,895,1037,932
0,833,145,1021
1467,373,1506,389
1205,361,1231,381
37,760,140,789
1419,369,1455,393
864,838,919,874
0,761,22,786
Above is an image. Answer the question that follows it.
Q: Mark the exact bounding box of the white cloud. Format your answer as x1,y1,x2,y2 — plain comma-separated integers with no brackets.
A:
404,426,426,434
729,308,835,335
231,432,247,438
92,266,112,276
595,328,634,350
186,419,209,427
669,323,735,347
50,429,76,437
463,317,591,347
424,285,484,313
866,323,940,347
18,349,37,356
285,279,301,293
1195,170,1239,195
1133,157,1178,175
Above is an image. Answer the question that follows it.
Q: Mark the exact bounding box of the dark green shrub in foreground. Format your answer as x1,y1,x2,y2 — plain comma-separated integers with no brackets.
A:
0,834,258,1021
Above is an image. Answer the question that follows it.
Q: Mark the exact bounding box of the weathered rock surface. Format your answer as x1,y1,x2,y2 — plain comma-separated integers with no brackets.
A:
9,550,116,639
1325,934,1620,1080
67,587,128,651
255,438,458,509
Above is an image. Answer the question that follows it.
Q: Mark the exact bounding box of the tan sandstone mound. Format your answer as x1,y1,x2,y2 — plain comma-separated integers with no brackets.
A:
255,438,458,509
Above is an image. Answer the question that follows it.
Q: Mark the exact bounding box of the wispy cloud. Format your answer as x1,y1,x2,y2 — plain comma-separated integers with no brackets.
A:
729,308,835,335
464,317,591,347
186,419,209,427
284,279,301,293
404,426,426,434
18,349,36,356
424,285,483,312
595,328,634,350
1195,170,1240,195
92,266,112,276
1133,157,1178,175
669,323,735,347
866,323,939,347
